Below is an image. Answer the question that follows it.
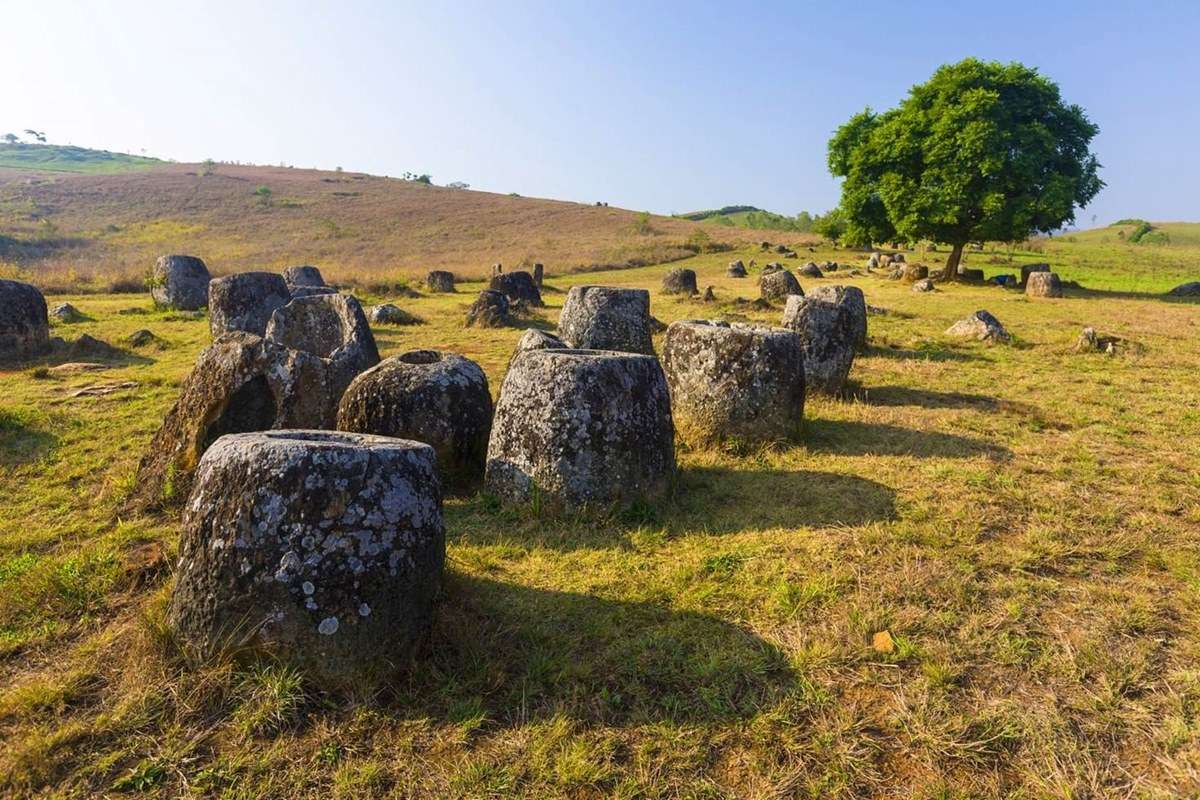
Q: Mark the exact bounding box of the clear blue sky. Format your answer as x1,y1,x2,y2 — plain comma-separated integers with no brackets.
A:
4,1,1197,224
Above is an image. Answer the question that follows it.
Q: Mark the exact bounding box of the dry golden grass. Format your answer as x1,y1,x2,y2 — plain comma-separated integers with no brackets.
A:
0,163,766,293
1,242,1200,797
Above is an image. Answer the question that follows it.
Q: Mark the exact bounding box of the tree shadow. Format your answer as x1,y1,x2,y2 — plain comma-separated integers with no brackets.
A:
804,419,1009,460
395,571,793,725
449,467,896,552
864,344,985,363
857,385,999,410
1068,286,1199,303
0,409,58,465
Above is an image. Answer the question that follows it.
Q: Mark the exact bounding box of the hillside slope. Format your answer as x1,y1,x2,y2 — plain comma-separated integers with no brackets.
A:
0,143,163,174
0,161,755,291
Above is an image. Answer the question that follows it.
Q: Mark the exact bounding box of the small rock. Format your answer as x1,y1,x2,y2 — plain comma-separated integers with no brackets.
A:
489,271,543,307
1025,271,1063,298
727,260,747,277
946,310,1010,343
1020,263,1051,286
127,329,163,348
465,290,511,328
426,270,456,293
51,303,85,323
912,278,935,292
368,304,422,325
703,286,716,302
799,262,823,278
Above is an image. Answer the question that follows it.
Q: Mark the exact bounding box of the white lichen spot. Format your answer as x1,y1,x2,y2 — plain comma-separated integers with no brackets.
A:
302,581,315,595
318,616,339,635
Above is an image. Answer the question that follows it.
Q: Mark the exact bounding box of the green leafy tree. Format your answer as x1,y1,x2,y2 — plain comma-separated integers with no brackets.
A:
828,58,1103,279
2,133,19,145
812,208,847,244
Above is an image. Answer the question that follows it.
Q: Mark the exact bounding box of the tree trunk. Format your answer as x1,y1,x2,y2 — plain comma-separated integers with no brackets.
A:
940,242,965,281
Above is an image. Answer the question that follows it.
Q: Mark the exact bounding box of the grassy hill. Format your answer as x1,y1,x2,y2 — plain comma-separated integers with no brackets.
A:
0,143,163,175
0,160,755,292
679,205,817,234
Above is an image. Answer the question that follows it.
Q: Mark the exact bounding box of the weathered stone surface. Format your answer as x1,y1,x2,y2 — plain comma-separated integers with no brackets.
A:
1075,326,1121,354
946,310,1011,343
557,286,653,354
282,265,325,288
169,430,444,687
485,349,675,509
809,285,867,352
127,329,163,348
1025,271,1063,298
489,271,543,307
465,290,510,328
867,254,880,269
289,285,338,299
337,351,492,491
703,286,716,302
150,255,211,311
50,302,85,323
892,253,906,263
661,268,698,295
727,260,747,277
426,271,456,293
958,267,985,283
1020,263,1051,286
513,328,566,358
759,269,803,303
912,278,936,292
0,279,49,361
368,304,421,325
130,332,358,509
491,262,503,277
662,320,804,445
781,295,857,395
209,272,292,337
799,262,824,278
533,263,544,286
762,262,783,275
899,263,929,283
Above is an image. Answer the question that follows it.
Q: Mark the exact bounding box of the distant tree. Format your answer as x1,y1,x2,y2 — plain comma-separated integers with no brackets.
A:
812,208,847,244
632,211,653,235
200,158,217,176
2,133,19,145
828,58,1103,279
402,172,432,184
794,211,815,233
254,185,273,207
23,129,46,143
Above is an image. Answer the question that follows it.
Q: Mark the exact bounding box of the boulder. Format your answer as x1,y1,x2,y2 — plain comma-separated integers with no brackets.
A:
1167,281,1200,297
867,254,880,269
900,263,929,283
661,268,698,295
282,265,325,288
509,329,567,368
465,290,510,328
68,333,125,360
912,278,936,293
288,285,338,299
762,262,784,275
150,255,211,311
208,272,292,337
489,271,543,307
1025,271,1063,298
0,279,49,361
127,329,163,349
759,269,803,304
532,263,544,286
485,349,675,509
727,260,747,277
799,262,824,278
774,244,789,254
51,302,85,323
557,286,653,354
368,304,421,325
130,332,360,509
958,267,985,283
824,261,839,272
703,286,716,302
892,253,906,264
1020,263,1051,286
661,320,804,445
781,295,857,395
491,263,504,277
946,310,1011,343
783,250,798,259
337,351,492,491
169,430,444,688
426,270,456,293
808,285,867,352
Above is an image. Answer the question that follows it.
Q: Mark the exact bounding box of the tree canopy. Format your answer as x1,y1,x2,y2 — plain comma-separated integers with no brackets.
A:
827,58,1103,278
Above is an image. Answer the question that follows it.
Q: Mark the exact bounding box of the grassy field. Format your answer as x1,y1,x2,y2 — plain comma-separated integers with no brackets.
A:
0,144,163,175
2,240,1199,797
0,160,752,293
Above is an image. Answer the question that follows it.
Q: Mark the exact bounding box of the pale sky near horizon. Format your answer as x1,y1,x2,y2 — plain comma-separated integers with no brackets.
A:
4,0,1197,225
